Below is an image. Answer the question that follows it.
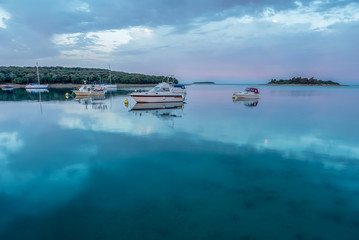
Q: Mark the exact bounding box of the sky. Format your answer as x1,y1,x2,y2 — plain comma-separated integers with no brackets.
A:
0,0,358,83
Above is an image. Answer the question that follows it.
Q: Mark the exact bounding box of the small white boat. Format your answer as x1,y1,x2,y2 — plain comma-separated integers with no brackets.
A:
233,88,260,99
130,82,184,103
72,81,105,97
1,84,14,90
25,62,48,89
104,84,117,90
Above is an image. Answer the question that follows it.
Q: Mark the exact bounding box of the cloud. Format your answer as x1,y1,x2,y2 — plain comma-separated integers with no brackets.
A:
0,132,23,166
0,1,359,82
0,7,10,29
0,132,23,153
260,1,359,31
69,1,90,13
52,27,153,59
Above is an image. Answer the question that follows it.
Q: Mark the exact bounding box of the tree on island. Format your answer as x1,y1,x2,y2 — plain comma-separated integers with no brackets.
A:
268,77,339,85
0,66,178,85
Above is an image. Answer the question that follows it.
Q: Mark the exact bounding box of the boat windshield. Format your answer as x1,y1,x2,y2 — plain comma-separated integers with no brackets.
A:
149,83,172,93
150,86,161,92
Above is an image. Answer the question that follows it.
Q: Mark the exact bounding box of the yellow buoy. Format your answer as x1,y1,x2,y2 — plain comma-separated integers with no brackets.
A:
124,98,129,106
232,94,236,100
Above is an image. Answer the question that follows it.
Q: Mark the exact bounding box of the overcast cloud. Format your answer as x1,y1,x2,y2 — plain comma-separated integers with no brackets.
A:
0,0,358,83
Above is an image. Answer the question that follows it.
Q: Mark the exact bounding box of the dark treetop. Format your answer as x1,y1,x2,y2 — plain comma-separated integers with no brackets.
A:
268,77,340,85
0,66,178,85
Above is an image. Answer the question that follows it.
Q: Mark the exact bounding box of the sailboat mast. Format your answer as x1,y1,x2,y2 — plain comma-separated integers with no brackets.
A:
108,64,112,84
36,62,40,84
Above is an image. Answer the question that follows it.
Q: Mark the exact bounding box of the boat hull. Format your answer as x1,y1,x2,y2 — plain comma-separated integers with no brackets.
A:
234,93,260,99
73,91,105,97
130,94,183,103
25,84,48,89
104,84,117,89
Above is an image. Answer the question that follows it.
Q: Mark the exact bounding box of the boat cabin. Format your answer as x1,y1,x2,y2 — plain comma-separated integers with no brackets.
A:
245,88,259,94
150,82,171,93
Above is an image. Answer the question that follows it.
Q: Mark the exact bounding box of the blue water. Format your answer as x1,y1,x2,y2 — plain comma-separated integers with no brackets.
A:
1,85,359,239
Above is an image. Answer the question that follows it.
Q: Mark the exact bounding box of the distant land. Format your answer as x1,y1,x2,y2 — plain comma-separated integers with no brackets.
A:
192,81,215,84
0,66,178,85
267,77,341,86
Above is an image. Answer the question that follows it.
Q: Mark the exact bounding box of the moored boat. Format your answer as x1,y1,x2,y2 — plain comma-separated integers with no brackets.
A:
72,81,105,97
130,82,184,103
1,84,14,90
25,62,48,89
233,88,260,99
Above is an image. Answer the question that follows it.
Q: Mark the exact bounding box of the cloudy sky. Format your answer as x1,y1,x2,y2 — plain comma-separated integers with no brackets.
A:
0,0,358,83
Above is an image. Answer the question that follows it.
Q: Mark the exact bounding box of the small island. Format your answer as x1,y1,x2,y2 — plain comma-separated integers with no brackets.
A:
192,81,215,84
267,77,341,86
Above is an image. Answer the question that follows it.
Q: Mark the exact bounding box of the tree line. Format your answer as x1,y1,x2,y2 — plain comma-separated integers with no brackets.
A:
0,66,178,84
268,77,340,85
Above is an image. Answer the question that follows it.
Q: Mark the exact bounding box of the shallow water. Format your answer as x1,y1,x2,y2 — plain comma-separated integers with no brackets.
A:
1,85,359,240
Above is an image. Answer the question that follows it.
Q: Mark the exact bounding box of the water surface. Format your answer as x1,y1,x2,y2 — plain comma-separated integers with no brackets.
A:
1,85,359,239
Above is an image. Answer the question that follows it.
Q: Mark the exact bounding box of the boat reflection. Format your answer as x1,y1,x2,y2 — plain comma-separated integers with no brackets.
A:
25,88,49,113
233,99,259,107
74,96,108,111
130,102,184,127
26,89,49,94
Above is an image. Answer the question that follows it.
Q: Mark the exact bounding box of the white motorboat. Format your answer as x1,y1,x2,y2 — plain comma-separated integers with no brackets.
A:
233,88,260,99
72,81,105,97
130,82,184,103
25,62,48,89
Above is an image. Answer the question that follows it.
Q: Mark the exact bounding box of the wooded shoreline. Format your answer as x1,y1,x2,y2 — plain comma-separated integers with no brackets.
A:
0,66,177,85
0,83,157,89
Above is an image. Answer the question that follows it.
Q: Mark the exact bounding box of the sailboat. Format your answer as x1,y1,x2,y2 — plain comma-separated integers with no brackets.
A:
25,62,48,89
104,65,117,90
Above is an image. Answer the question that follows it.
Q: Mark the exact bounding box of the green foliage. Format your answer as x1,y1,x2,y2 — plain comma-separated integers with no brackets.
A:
268,77,340,85
0,66,178,85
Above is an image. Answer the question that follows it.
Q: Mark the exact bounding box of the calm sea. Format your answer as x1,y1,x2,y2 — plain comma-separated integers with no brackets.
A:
1,85,359,240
